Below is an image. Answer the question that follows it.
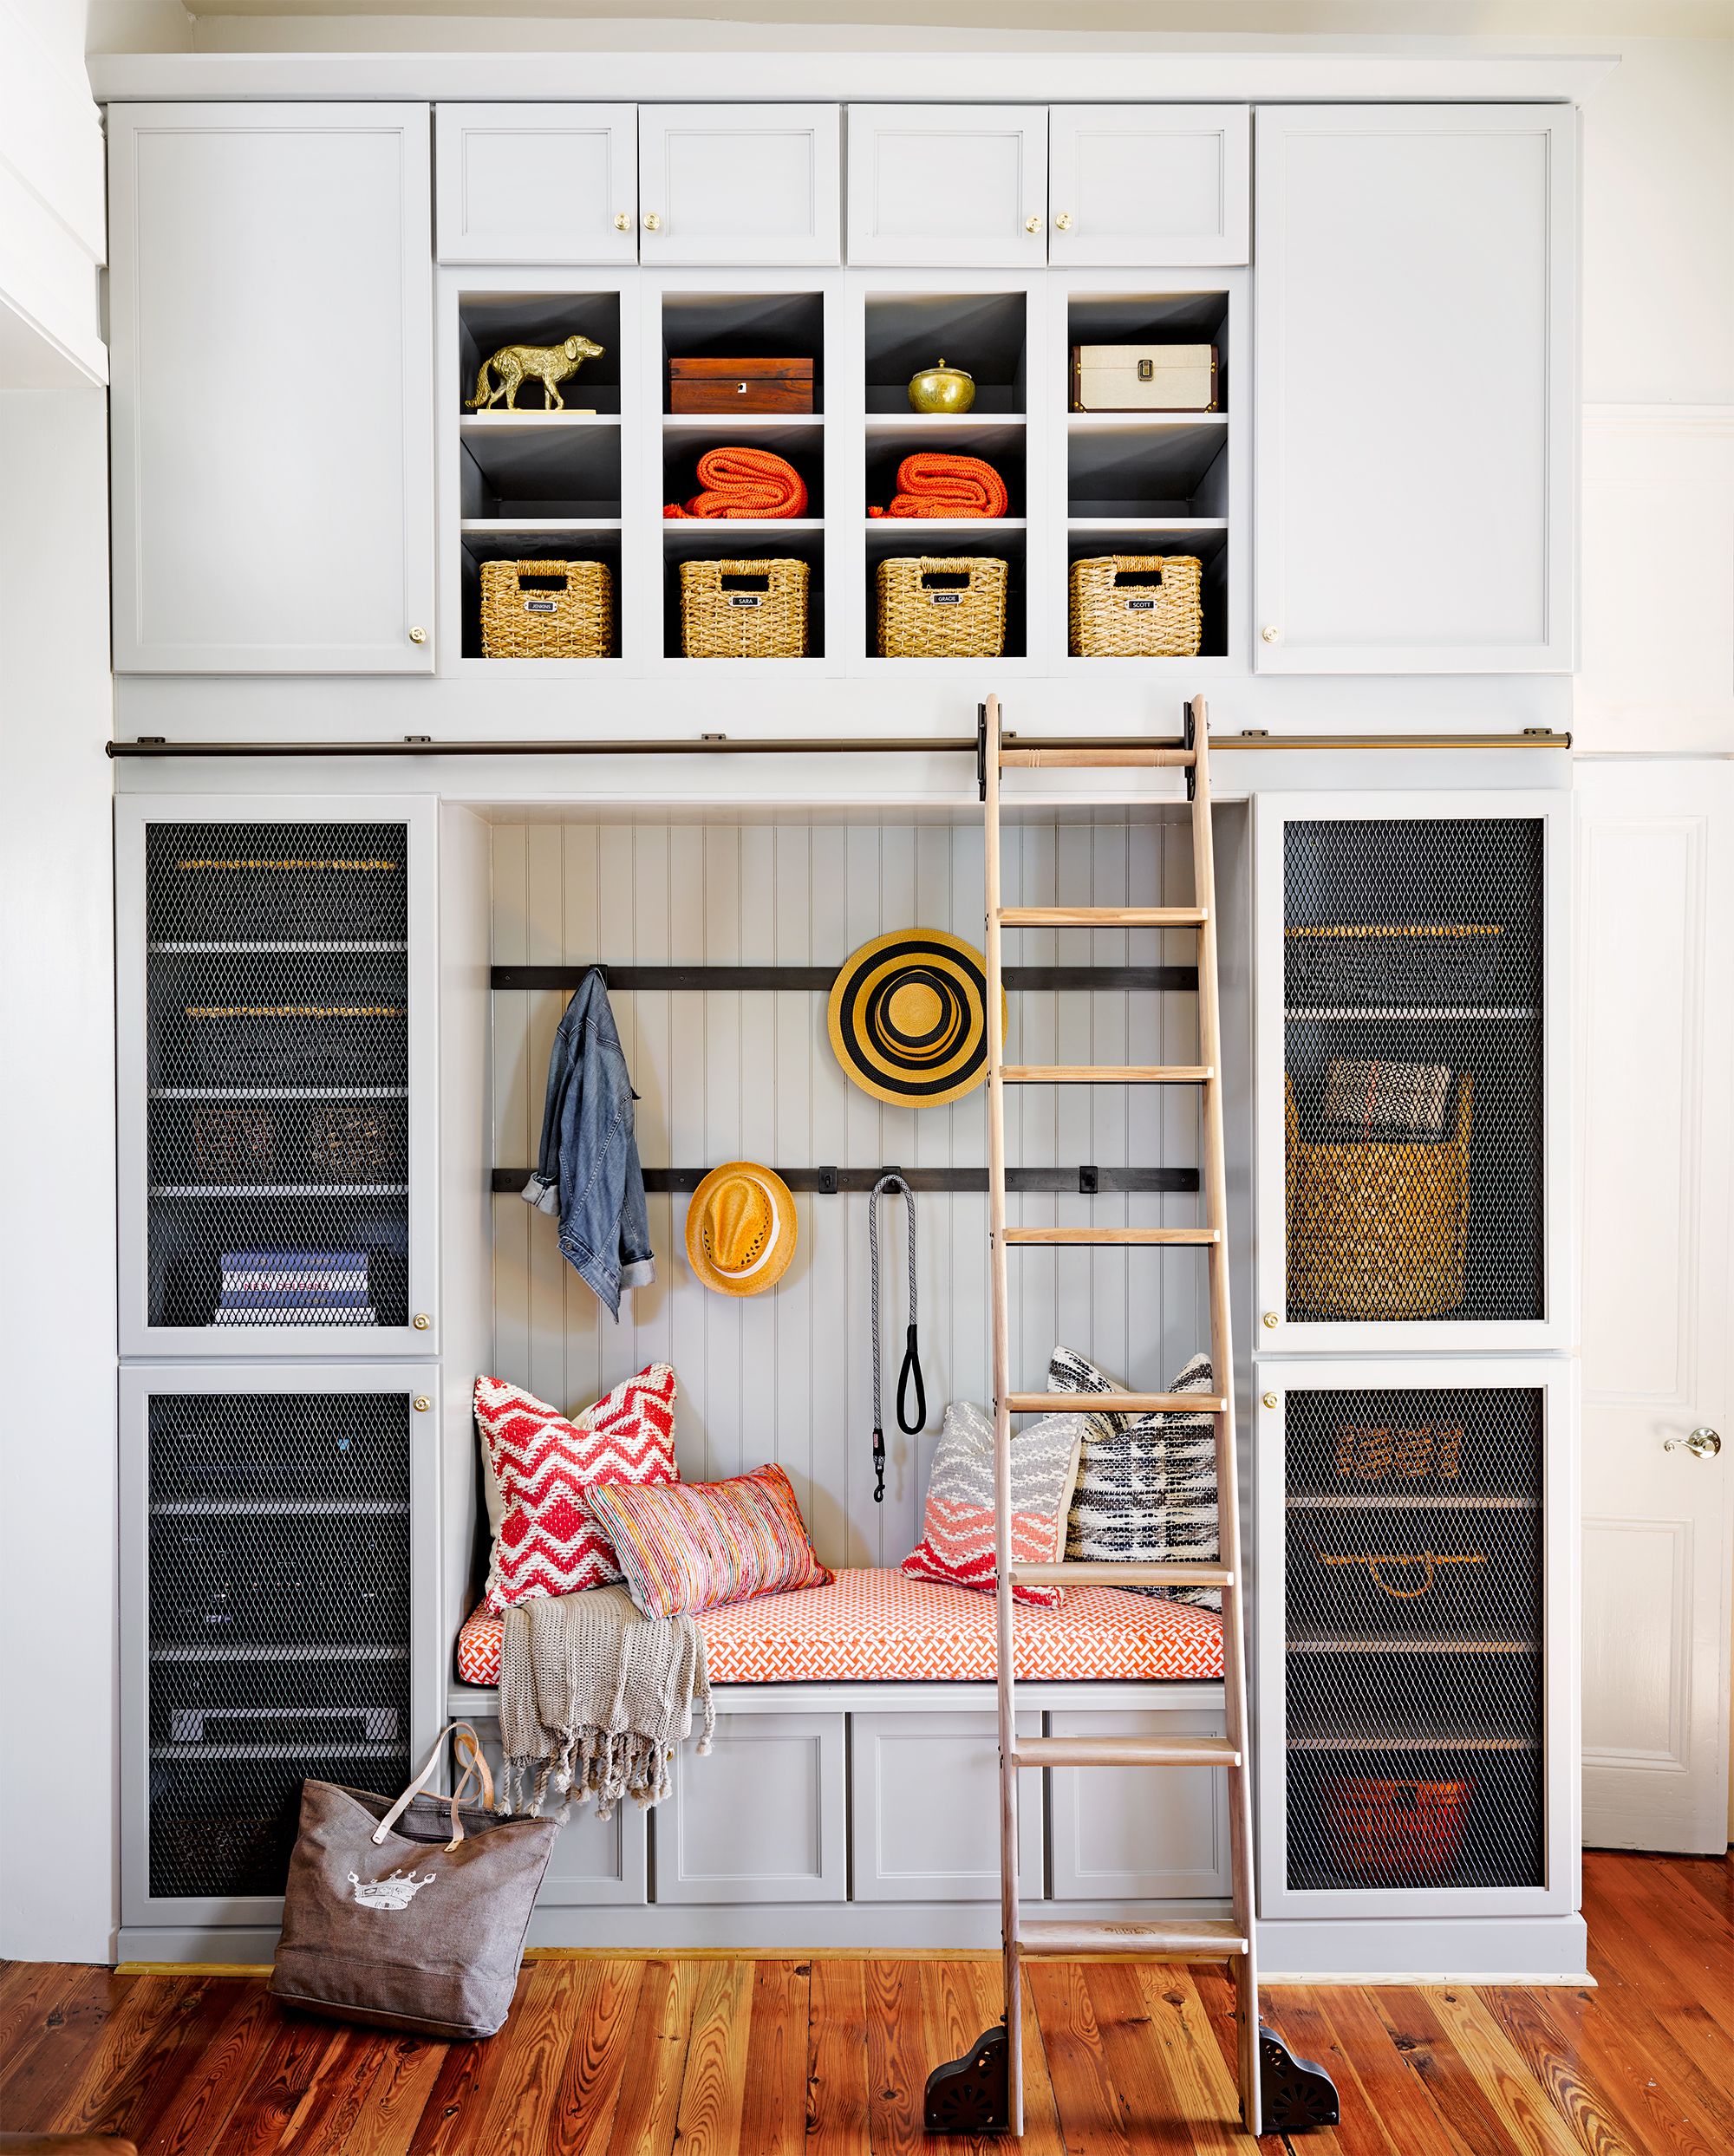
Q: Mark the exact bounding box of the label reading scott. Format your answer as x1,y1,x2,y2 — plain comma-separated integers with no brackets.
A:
1125,597,1157,611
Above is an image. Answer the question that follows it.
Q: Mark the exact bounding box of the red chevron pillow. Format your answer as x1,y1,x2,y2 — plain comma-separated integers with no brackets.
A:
474,1366,679,1612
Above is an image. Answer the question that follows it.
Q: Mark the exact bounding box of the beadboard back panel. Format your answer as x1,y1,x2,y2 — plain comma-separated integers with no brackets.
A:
490,817,1204,1571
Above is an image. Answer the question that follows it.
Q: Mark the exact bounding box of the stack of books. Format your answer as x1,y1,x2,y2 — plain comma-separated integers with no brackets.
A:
214,1249,375,1326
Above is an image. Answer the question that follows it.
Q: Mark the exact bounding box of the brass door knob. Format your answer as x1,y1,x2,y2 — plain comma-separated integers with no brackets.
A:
1023,214,1042,234
1262,1311,1279,1329
1261,625,1281,644
413,1396,432,1413
1054,212,1074,231
407,627,427,644
1666,1427,1722,1459
1261,1392,1278,1410
412,1312,432,1331
613,212,632,232
642,211,662,232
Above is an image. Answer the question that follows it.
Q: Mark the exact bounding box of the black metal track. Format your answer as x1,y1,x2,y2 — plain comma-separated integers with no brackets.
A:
106,732,1570,759
494,1165,1199,1196
490,963,1198,993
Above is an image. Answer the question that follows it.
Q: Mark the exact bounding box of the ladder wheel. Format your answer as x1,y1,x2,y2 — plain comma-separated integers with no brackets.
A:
1258,2024,1341,2133
923,2021,1012,2134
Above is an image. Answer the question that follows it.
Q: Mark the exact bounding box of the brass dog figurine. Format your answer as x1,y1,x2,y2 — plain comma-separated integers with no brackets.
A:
466,334,605,412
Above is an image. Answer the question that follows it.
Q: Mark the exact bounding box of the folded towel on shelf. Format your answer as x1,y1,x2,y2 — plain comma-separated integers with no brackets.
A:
498,1583,714,1821
869,452,1009,519
663,445,808,519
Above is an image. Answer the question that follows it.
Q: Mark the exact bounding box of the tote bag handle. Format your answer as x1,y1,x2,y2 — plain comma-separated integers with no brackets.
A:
371,1721,495,1850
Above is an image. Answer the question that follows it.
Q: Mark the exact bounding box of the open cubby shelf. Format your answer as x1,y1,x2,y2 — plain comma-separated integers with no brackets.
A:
444,273,1241,670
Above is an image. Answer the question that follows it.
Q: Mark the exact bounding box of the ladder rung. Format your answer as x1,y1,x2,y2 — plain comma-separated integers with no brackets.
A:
1007,1560,1234,1589
1012,1736,1242,1769
1018,1917,1249,1959
997,906,1206,928
1001,1064,1212,1085
999,746,1196,770
1001,1226,1219,1246
1004,1391,1227,1415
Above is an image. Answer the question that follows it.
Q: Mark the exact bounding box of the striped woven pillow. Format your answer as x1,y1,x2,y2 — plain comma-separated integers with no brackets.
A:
583,1462,832,1619
1048,1345,1220,1607
902,1401,1085,1608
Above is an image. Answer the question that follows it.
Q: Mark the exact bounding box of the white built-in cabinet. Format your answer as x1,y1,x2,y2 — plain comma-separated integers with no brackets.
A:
107,104,436,673
1047,105,1249,265
1252,105,1576,673
846,104,1049,268
637,103,842,265
435,102,637,265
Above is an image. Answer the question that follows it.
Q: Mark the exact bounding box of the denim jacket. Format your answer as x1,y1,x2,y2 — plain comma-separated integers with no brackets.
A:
522,967,655,1319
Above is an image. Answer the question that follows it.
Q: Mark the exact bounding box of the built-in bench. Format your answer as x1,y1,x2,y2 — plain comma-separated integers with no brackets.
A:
451,1569,1232,1949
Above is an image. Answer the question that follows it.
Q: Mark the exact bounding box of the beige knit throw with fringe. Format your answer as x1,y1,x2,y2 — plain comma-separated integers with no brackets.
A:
498,1585,714,1821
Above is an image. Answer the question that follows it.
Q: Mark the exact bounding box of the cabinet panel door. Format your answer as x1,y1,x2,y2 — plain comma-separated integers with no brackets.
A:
638,104,839,265
108,105,435,673
1049,105,1248,265
436,103,636,264
850,1711,1042,1902
655,1710,845,1901
1048,1710,1229,1899
1252,106,1575,673
847,105,1047,268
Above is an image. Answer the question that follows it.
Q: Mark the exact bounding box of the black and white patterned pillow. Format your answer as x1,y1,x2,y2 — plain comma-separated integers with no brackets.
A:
1047,1345,1220,1607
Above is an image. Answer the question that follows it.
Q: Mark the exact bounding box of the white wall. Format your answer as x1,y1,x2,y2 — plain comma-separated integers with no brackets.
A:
0,0,107,384
0,385,118,1963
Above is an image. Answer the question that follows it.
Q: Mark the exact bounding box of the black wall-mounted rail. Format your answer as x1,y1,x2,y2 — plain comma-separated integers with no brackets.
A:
491,964,1198,993
494,1165,1198,1196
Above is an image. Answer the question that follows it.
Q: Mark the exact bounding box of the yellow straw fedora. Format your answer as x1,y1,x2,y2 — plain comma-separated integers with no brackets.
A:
827,928,1001,1108
685,1161,799,1296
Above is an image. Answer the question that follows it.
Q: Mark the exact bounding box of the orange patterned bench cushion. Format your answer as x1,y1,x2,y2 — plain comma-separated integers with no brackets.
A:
455,1565,1222,1688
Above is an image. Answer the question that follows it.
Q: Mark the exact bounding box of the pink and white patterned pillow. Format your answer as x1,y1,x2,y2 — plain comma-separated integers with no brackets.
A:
902,1401,1085,1607
474,1366,679,1612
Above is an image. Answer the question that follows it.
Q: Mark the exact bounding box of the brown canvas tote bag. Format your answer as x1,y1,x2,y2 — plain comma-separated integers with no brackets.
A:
271,1721,559,2038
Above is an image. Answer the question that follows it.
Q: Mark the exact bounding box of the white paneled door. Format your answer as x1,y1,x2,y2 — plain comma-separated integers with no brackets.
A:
1577,760,1733,1853
846,105,1048,268
108,104,435,673
1252,105,1575,673
637,104,840,266
1048,105,1248,265
435,104,637,264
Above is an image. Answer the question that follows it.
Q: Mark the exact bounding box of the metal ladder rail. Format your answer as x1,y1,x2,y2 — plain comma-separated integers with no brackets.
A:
921,695,1340,2143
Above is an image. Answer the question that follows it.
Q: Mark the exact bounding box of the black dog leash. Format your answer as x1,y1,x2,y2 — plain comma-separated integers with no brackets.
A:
869,1172,926,1502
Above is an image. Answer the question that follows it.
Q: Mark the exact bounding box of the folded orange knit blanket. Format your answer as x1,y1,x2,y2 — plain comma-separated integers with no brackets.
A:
664,445,809,519
868,453,1009,519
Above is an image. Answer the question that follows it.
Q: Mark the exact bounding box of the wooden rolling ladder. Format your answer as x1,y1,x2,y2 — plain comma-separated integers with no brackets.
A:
922,696,1338,2142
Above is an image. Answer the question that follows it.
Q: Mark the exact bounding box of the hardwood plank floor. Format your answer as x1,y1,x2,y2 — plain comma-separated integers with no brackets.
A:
1,1853,1728,2153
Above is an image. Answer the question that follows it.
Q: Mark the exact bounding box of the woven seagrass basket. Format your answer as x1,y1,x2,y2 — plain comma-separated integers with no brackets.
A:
1285,1071,1473,1319
479,559,612,659
877,556,1007,659
679,557,809,658
1069,553,1202,658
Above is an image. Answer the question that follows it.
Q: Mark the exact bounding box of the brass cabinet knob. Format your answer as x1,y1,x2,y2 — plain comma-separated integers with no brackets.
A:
412,1312,432,1331
642,211,662,232
1053,212,1074,231
1261,625,1281,644
1261,1391,1279,1410
1023,214,1042,234
1262,1311,1279,1329
613,212,632,232
407,626,427,644
413,1396,432,1413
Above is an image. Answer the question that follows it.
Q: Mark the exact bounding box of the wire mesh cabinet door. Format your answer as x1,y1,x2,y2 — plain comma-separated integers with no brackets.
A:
116,797,440,1358
120,1364,441,1931
1252,1359,1577,1922
1252,790,1570,1354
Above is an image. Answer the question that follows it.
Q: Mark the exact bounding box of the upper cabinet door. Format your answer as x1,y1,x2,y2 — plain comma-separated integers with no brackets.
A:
847,104,1048,267
1253,106,1576,674
638,104,839,265
436,103,636,264
108,104,435,674
1049,105,1248,265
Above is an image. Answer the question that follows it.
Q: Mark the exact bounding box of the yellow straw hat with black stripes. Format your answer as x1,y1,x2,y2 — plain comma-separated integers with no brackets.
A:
826,928,1000,1107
